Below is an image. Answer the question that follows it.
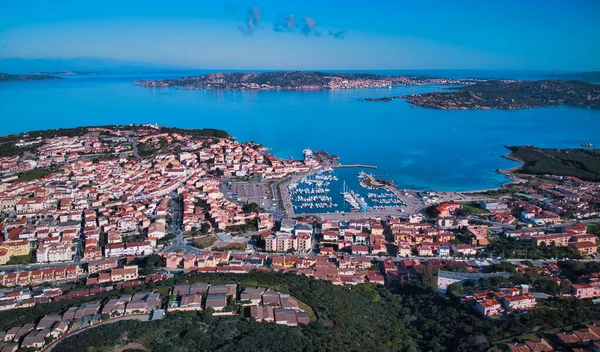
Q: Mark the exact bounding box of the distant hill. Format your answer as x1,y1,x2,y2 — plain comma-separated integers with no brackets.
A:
404,80,600,110
0,72,61,82
136,71,476,90
540,71,600,84
0,57,183,74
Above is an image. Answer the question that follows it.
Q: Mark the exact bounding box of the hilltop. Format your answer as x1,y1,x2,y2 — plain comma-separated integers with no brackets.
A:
403,80,600,110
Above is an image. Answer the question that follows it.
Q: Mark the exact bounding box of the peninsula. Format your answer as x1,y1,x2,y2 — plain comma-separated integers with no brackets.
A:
403,80,600,110
0,72,62,82
135,71,477,90
505,145,600,182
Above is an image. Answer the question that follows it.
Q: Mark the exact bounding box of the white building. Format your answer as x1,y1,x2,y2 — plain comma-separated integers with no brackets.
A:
36,242,75,263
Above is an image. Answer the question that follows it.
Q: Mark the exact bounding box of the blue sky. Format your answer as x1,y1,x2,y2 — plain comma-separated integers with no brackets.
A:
0,0,598,70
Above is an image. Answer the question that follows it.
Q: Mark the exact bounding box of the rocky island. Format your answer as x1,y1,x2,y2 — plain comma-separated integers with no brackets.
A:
403,79,600,110
0,72,62,82
136,71,477,90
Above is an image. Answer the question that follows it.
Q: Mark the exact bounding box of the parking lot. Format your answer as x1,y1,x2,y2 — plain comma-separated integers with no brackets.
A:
220,180,274,211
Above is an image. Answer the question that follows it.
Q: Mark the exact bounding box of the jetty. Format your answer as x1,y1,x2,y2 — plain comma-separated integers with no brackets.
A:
336,164,377,169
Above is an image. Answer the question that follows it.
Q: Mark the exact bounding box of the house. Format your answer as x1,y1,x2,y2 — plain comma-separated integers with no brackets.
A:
147,222,166,239
506,338,554,352
351,245,369,256
110,266,139,282
572,283,600,299
397,243,412,257
501,293,537,313
208,284,237,297
436,202,461,217
523,337,554,351
505,342,532,352
475,298,504,316
438,245,450,257
0,248,9,265
205,294,228,312
569,241,598,255
177,294,204,311
452,244,477,256
417,245,434,257
250,305,275,323
240,288,265,305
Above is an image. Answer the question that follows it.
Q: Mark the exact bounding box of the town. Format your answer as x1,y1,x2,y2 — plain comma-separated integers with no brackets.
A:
0,125,600,351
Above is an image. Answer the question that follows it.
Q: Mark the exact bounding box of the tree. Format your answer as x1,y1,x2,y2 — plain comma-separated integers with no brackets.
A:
243,202,260,213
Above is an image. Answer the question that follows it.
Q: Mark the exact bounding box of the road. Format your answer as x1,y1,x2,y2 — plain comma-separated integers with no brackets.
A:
43,314,151,352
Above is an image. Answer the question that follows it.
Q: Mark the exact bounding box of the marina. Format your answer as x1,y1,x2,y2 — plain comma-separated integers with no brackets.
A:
289,166,407,214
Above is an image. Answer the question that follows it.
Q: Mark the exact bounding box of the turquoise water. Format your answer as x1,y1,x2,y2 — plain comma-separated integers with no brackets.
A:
1,73,599,191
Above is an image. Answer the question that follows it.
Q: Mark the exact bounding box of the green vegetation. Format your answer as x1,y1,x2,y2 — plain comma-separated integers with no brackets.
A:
214,242,247,251
457,202,489,216
507,145,600,182
191,235,217,249
10,168,55,182
121,232,146,244
3,270,600,352
6,252,35,265
558,260,600,280
159,127,229,139
587,224,600,236
0,72,61,82
55,272,418,352
138,254,164,275
157,233,175,246
405,79,600,110
225,220,257,233
242,202,260,213
487,236,582,260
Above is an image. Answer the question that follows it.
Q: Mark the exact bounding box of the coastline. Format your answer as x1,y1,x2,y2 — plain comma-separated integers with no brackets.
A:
460,152,526,194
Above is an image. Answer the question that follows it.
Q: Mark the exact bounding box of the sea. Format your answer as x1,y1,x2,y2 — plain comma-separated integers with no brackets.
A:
1,69,599,200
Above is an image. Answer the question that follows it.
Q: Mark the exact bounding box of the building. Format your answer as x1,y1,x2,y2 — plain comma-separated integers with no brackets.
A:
479,200,508,212
205,294,228,312
0,240,30,257
110,266,139,282
572,283,600,299
569,241,598,255
0,248,9,265
501,293,537,313
475,298,504,316
36,242,75,263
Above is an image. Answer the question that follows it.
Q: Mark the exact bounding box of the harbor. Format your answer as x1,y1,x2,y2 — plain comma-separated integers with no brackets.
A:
288,167,407,215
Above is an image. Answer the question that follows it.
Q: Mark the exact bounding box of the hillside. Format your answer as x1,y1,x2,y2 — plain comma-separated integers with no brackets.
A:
506,145,600,181
403,80,600,110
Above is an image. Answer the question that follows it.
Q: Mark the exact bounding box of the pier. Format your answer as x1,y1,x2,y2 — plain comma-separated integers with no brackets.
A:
336,164,377,169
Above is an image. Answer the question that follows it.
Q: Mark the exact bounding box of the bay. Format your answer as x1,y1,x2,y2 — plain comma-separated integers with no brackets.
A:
1,72,599,192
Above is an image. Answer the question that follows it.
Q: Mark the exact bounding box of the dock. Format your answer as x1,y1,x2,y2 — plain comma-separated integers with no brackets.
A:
311,150,377,169
336,164,377,169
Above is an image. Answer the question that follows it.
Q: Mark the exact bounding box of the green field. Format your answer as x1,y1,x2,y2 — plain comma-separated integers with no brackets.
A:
11,168,54,182
7,252,35,265
191,235,217,249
